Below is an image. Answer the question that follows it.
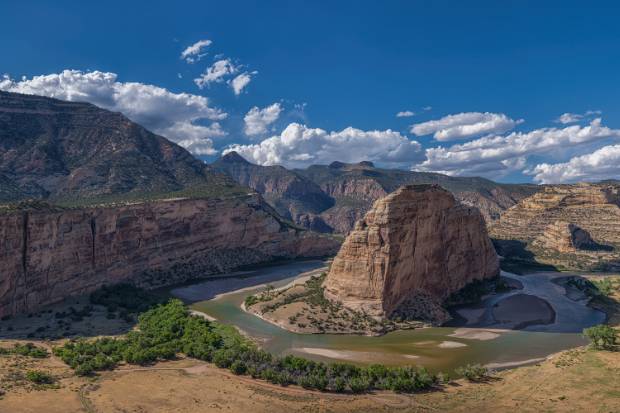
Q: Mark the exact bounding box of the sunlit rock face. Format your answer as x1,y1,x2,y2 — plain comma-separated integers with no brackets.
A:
0,195,340,318
323,184,499,322
533,221,598,253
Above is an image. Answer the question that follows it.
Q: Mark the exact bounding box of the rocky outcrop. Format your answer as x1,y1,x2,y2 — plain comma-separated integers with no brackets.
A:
532,221,598,253
323,185,499,322
0,195,340,318
490,183,620,270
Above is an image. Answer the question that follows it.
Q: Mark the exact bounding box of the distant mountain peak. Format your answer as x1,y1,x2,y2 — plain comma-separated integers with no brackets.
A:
0,90,240,204
329,161,346,169
328,160,374,170
220,151,250,164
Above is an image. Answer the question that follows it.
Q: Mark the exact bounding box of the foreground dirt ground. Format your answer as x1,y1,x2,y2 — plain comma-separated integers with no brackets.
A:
1,343,618,413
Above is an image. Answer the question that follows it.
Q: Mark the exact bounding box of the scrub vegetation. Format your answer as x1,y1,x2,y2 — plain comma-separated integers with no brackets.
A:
53,295,441,393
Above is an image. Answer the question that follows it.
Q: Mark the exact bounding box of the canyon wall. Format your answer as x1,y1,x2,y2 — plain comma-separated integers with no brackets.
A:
490,183,620,270
323,184,499,322
0,195,340,318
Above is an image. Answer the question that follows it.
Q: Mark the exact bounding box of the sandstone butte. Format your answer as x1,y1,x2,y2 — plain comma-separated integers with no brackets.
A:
0,195,340,318
323,184,500,322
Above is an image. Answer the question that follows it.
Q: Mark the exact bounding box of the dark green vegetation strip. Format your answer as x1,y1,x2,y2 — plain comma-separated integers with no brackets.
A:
54,290,442,393
0,182,250,213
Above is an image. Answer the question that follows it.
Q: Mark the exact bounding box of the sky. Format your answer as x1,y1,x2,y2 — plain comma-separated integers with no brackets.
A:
2,0,620,183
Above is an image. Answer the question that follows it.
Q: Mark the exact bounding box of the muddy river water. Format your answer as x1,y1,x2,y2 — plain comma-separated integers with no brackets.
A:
170,260,605,373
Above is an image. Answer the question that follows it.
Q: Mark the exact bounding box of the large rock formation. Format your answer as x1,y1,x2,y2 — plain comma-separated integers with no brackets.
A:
0,195,340,318
323,185,499,322
490,183,620,270
214,152,539,234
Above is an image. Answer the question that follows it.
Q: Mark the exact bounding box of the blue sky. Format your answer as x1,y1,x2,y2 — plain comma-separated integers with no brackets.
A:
3,1,620,183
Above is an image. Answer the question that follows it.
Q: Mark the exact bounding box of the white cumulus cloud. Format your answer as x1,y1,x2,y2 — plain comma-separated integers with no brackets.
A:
414,119,620,177
244,103,282,136
180,39,212,63
194,59,237,89
396,110,415,118
230,72,253,95
555,110,602,124
0,70,226,155
224,123,423,168
528,144,620,183
556,112,583,124
411,112,522,141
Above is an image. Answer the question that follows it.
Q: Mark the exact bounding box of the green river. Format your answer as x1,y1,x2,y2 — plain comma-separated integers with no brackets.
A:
171,260,598,373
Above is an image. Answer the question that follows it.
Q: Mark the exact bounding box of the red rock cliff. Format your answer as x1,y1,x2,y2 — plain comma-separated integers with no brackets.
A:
0,195,340,317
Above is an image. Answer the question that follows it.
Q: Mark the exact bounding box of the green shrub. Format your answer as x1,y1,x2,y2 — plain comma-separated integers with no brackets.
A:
10,343,49,358
25,370,54,385
592,279,615,296
455,364,488,382
230,360,247,375
244,295,259,307
331,376,346,392
348,376,371,393
583,324,618,350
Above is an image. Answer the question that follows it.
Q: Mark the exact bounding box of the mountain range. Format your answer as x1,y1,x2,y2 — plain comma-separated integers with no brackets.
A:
0,91,242,205
213,152,539,233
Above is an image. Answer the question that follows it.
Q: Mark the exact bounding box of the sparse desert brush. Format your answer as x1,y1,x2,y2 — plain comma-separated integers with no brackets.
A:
455,364,489,382
25,370,54,385
583,324,618,351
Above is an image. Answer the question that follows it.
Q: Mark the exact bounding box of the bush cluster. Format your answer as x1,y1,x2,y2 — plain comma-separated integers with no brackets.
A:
0,342,49,358
25,370,54,385
455,364,489,382
583,324,618,351
54,300,221,376
592,278,616,296
53,299,439,393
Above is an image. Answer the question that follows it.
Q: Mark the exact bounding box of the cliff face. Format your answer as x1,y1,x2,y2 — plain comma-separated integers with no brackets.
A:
323,185,499,322
490,183,620,270
0,195,340,318
532,221,598,253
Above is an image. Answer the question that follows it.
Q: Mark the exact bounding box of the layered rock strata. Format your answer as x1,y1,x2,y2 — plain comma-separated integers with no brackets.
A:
323,184,499,322
0,195,340,318
490,184,620,270
532,221,598,253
